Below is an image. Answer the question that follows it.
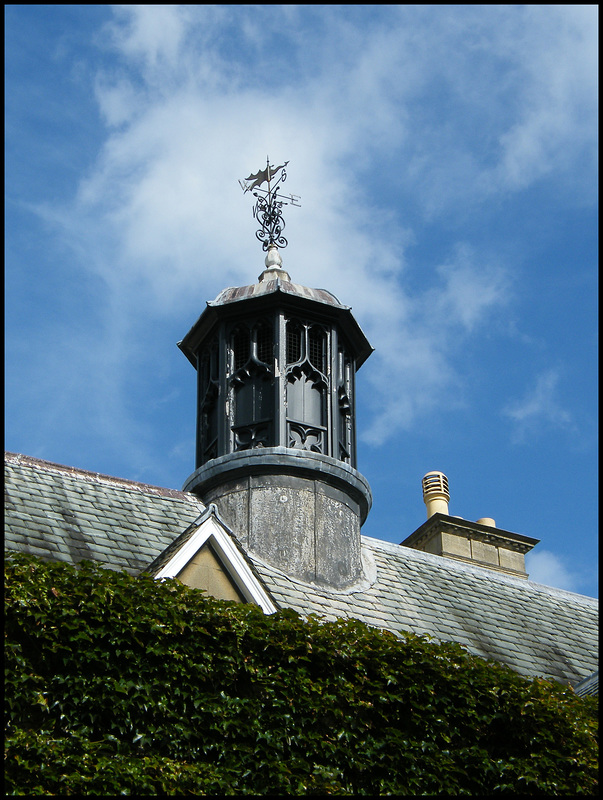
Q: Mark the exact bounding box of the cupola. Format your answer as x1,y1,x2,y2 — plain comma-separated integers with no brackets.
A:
178,161,373,588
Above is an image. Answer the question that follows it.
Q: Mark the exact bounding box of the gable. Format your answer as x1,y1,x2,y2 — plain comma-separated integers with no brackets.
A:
147,507,278,615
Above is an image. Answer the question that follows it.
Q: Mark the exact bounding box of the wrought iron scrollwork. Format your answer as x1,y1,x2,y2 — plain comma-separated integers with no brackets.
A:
253,191,288,250
239,157,300,251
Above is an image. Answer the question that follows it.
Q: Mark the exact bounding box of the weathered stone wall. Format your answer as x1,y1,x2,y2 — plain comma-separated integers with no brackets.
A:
184,448,371,589
201,473,363,588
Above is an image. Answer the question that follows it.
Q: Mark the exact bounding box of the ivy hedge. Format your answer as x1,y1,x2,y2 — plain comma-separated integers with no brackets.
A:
5,552,598,795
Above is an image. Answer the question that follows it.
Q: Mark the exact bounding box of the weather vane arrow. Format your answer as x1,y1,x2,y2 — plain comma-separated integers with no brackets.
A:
239,157,301,251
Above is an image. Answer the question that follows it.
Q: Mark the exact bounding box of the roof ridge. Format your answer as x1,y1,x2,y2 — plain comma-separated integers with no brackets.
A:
4,451,197,502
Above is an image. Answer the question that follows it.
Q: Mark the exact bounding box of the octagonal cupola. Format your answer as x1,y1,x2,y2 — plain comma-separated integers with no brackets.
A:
178,160,373,588
179,244,372,471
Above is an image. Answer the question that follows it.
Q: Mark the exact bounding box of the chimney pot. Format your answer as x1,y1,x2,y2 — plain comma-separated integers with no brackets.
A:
422,471,450,517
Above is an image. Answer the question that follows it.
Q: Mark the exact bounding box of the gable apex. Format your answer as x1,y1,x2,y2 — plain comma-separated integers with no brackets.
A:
146,505,278,615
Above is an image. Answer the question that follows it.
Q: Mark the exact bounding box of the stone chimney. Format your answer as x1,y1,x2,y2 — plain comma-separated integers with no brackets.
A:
401,471,539,579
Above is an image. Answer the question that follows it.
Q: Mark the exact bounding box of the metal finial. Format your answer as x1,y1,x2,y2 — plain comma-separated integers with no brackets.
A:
239,157,301,251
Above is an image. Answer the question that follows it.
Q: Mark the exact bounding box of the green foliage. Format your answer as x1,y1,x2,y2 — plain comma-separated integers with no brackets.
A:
5,552,598,795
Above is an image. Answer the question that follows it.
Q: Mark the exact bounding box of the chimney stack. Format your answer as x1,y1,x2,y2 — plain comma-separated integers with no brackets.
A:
401,470,539,579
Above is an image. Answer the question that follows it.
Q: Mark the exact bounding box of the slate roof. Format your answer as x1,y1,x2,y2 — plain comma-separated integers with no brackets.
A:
248,538,598,686
4,452,598,689
4,452,206,574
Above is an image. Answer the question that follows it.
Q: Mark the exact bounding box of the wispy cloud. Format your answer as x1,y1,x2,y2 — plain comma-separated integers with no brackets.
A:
525,550,581,593
360,244,509,444
22,5,597,468
495,5,598,193
503,369,575,443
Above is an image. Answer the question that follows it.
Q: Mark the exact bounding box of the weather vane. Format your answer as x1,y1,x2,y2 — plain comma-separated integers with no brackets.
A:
239,157,301,251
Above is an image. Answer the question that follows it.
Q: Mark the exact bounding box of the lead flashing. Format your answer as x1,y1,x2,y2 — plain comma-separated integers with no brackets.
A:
183,447,372,523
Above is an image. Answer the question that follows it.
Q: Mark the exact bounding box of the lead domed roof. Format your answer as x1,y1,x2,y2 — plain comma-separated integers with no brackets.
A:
209,245,348,311
210,277,347,310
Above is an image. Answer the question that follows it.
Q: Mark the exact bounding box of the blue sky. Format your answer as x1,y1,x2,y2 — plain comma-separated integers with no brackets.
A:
5,5,598,597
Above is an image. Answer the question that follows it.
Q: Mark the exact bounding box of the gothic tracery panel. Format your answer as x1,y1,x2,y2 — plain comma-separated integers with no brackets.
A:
229,320,275,452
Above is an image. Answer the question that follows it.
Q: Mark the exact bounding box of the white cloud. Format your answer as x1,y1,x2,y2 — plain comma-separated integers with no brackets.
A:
360,245,509,444
105,5,197,76
383,5,597,210
430,245,509,332
495,5,598,191
525,550,579,593
31,5,596,461
503,369,575,443
94,74,142,128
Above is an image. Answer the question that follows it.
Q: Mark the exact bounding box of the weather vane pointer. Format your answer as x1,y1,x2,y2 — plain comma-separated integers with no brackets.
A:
239,157,301,250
